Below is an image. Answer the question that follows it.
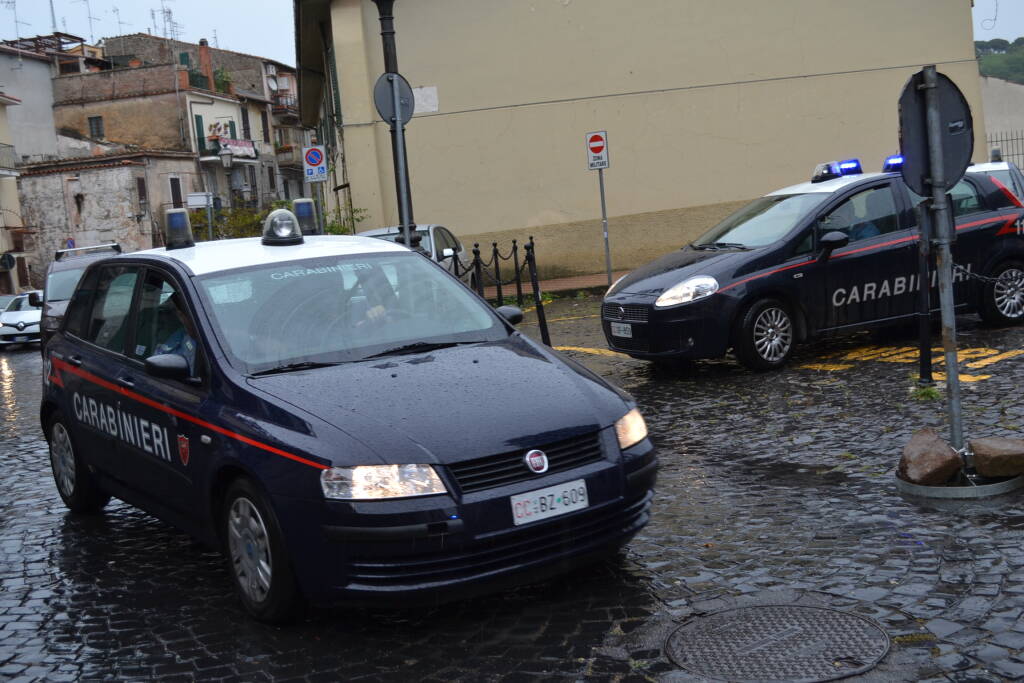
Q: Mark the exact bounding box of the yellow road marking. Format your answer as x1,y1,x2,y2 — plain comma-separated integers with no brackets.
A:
967,349,1024,369
554,345,630,358
799,363,855,371
932,372,992,383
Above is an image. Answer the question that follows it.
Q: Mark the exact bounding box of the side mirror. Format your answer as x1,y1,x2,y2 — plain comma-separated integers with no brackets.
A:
28,291,42,307
496,305,524,325
145,353,190,380
441,248,455,259
818,230,849,259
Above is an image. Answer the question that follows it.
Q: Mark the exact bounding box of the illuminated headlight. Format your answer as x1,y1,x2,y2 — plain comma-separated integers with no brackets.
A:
655,275,718,308
320,464,447,500
615,408,648,450
606,273,628,296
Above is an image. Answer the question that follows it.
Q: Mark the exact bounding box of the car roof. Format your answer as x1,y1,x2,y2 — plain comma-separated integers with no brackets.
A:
967,162,1013,173
50,249,115,272
767,172,891,197
358,224,438,237
128,235,409,277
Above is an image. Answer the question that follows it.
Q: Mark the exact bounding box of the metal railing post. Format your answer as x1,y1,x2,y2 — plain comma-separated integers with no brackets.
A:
525,237,550,346
492,242,503,306
512,239,523,308
472,243,484,297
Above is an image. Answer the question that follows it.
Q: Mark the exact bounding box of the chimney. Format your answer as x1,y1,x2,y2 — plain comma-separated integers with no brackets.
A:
198,38,214,90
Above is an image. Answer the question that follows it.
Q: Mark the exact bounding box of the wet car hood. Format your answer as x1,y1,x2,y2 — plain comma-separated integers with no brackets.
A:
247,335,629,466
0,310,41,327
614,247,751,296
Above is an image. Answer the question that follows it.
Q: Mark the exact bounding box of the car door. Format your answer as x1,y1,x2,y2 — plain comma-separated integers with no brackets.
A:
814,181,918,330
57,264,141,478
434,227,458,275
118,266,210,519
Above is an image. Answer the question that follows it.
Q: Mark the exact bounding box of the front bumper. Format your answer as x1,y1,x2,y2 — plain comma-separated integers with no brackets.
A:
278,432,657,605
600,295,733,360
0,327,41,345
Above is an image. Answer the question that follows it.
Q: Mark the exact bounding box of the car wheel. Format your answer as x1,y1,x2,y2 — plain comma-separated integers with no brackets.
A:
223,478,301,623
734,298,795,371
980,260,1024,325
48,412,110,513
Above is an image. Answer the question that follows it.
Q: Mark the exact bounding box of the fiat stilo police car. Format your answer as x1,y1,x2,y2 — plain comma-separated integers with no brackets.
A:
41,210,656,621
603,158,1024,369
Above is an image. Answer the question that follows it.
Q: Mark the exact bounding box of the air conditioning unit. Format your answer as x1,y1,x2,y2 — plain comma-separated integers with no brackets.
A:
265,63,277,76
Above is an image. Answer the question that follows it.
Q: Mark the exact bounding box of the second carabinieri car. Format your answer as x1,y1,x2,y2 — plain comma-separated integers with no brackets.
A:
41,210,656,622
602,158,1024,370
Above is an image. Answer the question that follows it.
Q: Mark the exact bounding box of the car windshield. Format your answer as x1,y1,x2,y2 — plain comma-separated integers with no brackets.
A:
5,296,39,313
692,193,829,248
372,230,433,253
46,267,87,302
197,252,505,373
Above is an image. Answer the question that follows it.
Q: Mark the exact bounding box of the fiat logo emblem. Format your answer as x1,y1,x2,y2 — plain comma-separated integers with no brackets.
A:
524,449,549,474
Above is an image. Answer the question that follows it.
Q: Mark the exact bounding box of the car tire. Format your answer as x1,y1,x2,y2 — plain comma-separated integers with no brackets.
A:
48,412,110,514
734,298,795,371
980,260,1024,326
222,478,302,623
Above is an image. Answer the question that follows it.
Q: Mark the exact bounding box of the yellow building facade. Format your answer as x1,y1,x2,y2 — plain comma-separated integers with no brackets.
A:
297,0,985,276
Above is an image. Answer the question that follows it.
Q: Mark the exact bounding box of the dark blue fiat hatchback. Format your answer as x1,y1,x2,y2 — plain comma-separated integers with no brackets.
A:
41,213,656,621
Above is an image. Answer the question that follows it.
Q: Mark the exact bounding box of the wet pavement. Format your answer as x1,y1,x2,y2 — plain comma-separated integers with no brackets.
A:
7,299,1024,680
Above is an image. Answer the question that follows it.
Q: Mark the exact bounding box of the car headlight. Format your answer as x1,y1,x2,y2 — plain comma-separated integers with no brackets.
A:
615,408,648,450
606,273,628,296
42,318,59,331
655,275,718,308
320,464,447,500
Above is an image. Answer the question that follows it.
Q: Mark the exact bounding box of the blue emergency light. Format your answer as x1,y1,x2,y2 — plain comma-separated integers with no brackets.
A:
164,208,195,250
882,155,904,172
838,159,863,175
811,161,842,183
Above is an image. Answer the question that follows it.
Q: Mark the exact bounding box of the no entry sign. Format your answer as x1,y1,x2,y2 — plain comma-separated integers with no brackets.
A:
587,131,609,170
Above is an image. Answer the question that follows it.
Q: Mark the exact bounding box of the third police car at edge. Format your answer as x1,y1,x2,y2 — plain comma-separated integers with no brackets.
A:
603,157,1024,369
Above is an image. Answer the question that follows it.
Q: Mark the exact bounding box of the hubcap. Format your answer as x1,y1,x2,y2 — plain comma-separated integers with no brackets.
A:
753,307,793,362
50,422,76,498
994,268,1024,319
227,497,273,604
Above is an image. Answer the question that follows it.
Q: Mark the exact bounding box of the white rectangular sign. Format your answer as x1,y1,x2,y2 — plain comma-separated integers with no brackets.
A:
586,130,609,170
303,145,328,184
186,192,212,209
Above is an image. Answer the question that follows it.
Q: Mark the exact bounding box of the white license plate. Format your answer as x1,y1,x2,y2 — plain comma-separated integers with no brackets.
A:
610,322,632,338
510,479,588,526
14,336,27,342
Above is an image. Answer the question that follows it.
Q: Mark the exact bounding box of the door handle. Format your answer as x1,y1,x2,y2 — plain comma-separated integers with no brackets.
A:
117,376,135,388
67,355,83,367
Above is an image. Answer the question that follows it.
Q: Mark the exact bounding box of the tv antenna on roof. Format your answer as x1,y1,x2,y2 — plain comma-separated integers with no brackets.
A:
0,0,32,41
111,7,131,35
49,0,57,32
74,0,100,42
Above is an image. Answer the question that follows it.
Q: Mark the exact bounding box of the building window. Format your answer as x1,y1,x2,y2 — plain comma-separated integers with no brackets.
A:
267,166,276,191
241,108,251,141
260,111,270,143
88,116,105,139
194,114,205,153
169,177,183,209
229,120,237,140
136,177,149,214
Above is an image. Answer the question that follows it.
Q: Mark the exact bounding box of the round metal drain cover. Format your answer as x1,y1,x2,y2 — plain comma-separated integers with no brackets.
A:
666,604,890,682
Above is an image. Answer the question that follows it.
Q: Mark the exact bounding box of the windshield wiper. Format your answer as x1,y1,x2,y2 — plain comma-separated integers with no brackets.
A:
691,242,749,251
251,361,346,377
362,340,479,359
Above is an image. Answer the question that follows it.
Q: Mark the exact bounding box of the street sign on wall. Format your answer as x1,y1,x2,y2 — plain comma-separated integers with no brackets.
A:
303,146,328,184
586,131,609,170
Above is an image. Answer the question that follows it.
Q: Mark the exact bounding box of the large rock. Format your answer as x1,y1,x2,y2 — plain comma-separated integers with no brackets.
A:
898,428,961,485
971,437,1024,477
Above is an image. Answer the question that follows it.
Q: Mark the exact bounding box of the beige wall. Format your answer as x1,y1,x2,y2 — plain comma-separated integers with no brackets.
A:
981,76,1024,135
54,92,186,151
329,0,985,275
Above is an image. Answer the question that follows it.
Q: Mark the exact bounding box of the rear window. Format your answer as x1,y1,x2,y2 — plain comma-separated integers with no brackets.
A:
46,267,87,302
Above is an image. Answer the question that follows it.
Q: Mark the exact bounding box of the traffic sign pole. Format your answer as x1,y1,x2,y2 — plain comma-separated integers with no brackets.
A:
390,73,413,250
923,65,964,451
586,131,612,286
598,168,612,287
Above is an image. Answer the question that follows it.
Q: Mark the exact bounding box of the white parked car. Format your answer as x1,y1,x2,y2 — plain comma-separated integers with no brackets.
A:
358,224,472,282
0,291,43,347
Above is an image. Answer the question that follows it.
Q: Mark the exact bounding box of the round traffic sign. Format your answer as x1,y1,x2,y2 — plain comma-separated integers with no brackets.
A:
305,148,323,166
373,72,415,126
588,134,606,155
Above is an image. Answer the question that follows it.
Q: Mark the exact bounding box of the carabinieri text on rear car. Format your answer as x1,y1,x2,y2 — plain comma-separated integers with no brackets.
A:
603,157,1024,370
41,209,657,621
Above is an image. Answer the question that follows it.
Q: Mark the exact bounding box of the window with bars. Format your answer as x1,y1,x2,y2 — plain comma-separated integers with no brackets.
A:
136,177,149,214
88,116,105,139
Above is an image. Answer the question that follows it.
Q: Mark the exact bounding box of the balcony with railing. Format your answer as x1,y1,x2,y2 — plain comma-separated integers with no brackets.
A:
272,92,298,117
0,143,17,177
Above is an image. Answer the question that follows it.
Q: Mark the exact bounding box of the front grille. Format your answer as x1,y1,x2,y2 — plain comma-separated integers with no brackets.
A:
448,432,604,494
608,335,650,352
602,303,649,323
347,494,652,587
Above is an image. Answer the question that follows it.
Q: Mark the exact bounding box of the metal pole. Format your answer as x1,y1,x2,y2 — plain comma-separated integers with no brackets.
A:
923,64,964,451
914,202,933,386
205,193,214,242
598,167,612,287
390,74,413,250
526,238,551,346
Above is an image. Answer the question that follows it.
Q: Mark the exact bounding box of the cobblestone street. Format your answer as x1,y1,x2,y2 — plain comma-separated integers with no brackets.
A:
7,300,1024,680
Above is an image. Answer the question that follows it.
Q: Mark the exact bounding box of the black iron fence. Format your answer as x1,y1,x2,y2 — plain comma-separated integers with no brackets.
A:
987,131,1024,167
451,236,550,345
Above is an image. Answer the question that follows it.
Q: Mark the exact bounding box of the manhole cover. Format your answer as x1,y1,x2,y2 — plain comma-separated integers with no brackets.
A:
666,604,890,682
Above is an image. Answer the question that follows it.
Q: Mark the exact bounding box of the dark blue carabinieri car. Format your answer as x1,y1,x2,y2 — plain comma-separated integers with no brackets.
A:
41,211,656,621
603,159,1024,369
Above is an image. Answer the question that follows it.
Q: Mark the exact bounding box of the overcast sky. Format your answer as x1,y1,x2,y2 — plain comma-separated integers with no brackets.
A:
2,1,1024,69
